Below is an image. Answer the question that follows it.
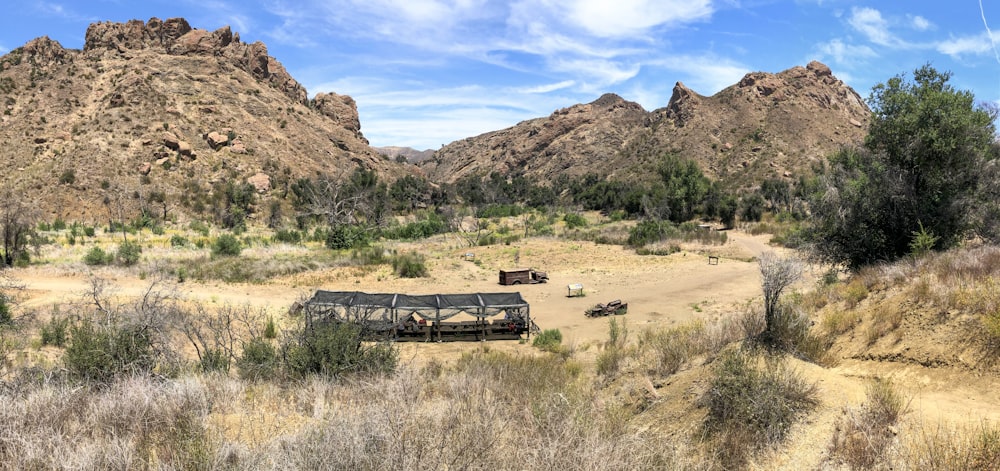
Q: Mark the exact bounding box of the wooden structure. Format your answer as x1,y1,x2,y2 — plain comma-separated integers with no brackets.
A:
567,283,584,297
303,290,535,342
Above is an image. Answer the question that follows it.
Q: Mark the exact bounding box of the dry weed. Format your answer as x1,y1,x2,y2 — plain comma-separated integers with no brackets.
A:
828,377,908,469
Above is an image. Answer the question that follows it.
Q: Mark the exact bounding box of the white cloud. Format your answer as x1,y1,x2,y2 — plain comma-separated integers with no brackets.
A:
562,0,714,38
644,54,748,95
515,80,577,94
817,38,878,65
910,15,932,31
937,33,993,57
848,7,896,47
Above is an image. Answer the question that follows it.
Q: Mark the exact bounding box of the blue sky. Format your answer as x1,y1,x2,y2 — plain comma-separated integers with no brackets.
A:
1,1,999,150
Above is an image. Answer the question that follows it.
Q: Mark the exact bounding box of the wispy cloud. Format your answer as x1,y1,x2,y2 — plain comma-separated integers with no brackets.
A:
559,0,713,38
937,33,994,57
910,15,933,31
816,38,878,65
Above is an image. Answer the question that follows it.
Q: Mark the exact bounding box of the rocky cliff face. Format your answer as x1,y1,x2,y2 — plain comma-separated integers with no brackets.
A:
0,18,394,221
423,61,870,187
422,93,649,183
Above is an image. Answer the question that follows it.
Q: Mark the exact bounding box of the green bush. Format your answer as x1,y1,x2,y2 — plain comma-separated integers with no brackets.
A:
189,220,211,237
532,328,563,352
170,234,189,247
264,316,277,339
116,240,142,266
212,234,242,257
237,338,278,380
563,213,588,229
198,348,229,373
391,251,428,278
64,322,155,383
273,229,302,244
476,204,524,218
40,316,70,347
284,322,397,378
83,247,112,266
325,224,370,250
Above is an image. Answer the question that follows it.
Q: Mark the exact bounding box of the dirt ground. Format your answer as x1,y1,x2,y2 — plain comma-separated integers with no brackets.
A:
9,229,1000,469
12,230,777,362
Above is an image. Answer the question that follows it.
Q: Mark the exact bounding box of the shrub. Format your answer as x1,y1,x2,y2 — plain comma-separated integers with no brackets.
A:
211,234,242,257
189,220,211,237
0,293,11,325
264,316,277,339
284,322,398,378
391,251,428,278
64,322,155,382
325,224,370,250
829,377,907,469
40,315,70,347
198,348,229,373
237,338,278,380
563,213,588,229
596,317,629,376
83,247,111,266
703,348,819,468
116,240,142,266
273,229,302,244
532,329,563,353
170,234,189,247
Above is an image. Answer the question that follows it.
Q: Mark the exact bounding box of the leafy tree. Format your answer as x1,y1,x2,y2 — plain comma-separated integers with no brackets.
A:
806,65,998,268
655,153,711,223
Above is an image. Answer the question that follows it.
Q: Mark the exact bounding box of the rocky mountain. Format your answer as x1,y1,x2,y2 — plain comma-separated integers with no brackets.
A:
421,61,869,187
0,18,399,222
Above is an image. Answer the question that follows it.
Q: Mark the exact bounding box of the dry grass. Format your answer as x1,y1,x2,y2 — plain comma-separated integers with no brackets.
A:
701,347,820,469
828,377,908,469
901,420,1000,470
0,351,698,470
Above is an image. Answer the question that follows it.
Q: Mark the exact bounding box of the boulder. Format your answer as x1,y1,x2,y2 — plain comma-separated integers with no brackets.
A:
138,162,152,175
206,131,228,149
229,140,247,154
247,173,271,193
162,131,180,150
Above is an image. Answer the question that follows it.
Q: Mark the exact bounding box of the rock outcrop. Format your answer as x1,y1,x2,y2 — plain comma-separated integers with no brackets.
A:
0,17,398,220
424,61,870,186
84,17,307,103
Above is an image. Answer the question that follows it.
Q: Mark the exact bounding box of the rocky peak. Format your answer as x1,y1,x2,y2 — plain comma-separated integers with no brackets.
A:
665,81,702,125
313,92,366,142
83,17,306,104
20,36,68,65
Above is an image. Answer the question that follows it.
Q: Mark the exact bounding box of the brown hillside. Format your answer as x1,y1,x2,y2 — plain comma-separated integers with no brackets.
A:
423,61,870,187
0,18,398,222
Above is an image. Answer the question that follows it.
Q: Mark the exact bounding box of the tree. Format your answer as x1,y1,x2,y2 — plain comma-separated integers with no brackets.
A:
758,252,803,343
806,65,998,268
0,191,39,267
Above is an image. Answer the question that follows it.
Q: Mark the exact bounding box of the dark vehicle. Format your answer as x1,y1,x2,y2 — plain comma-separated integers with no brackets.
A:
499,268,548,285
585,299,628,317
